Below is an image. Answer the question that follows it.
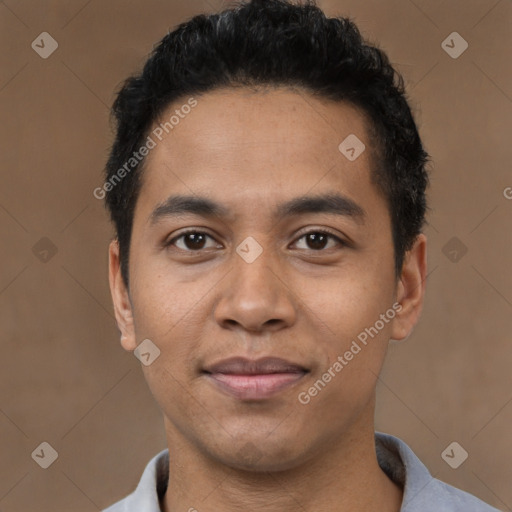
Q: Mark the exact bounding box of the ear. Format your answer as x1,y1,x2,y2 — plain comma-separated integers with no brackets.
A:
391,234,427,341
108,239,137,351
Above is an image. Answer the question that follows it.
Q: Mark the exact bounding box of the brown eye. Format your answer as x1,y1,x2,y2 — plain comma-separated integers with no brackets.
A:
293,230,344,251
166,231,218,251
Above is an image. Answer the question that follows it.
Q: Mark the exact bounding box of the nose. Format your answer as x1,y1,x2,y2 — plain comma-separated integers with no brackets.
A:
213,244,297,334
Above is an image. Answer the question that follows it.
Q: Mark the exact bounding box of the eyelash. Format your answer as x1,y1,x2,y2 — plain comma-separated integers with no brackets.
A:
164,228,346,253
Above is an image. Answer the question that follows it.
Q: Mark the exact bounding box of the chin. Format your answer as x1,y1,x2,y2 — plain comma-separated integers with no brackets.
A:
209,436,311,473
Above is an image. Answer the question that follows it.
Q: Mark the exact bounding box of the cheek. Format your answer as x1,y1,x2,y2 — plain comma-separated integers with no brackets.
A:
295,265,395,414
131,272,208,421
297,287,392,419
129,267,210,367
132,248,197,317
302,269,394,348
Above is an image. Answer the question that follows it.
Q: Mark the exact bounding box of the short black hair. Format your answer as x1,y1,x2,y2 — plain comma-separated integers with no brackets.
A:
104,0,429,288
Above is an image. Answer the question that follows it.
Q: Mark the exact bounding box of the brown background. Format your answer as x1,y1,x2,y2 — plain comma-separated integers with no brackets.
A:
0,0,511,510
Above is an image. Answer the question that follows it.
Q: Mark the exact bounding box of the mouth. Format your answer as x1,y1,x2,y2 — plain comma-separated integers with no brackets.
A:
202,356,309,400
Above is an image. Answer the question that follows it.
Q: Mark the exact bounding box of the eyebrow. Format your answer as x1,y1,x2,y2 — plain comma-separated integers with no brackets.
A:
149,193,366,226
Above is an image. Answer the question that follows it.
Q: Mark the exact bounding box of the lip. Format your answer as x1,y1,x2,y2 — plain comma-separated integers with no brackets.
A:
203,357,308,400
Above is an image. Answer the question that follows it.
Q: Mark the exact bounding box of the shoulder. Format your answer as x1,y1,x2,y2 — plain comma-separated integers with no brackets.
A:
102,497,126,512
375,432,501,512
405,476,502,511
101,448,169,512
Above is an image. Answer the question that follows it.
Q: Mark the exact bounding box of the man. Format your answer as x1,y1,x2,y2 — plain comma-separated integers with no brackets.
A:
101,0,500,510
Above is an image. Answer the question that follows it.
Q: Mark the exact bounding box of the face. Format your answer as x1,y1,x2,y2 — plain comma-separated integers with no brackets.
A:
109,87,426,471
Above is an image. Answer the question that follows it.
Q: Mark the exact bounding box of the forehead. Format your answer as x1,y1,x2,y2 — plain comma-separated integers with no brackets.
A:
135,87,382,223
151,87,372,160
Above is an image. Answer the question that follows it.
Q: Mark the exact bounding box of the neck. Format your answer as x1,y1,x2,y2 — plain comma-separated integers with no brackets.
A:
160,400,403,512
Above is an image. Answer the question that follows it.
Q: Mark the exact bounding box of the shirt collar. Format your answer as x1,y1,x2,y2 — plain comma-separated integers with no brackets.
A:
107,431,492,511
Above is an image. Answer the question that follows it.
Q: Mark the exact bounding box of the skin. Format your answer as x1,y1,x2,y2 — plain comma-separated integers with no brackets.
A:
109,87,427,512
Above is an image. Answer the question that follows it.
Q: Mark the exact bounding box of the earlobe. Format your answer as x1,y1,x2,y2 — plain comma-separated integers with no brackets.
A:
120,334,135,351
391,234,427,341
108,239,138,352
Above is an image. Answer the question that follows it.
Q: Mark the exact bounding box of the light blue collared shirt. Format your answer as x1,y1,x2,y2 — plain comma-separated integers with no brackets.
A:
103,432,501,511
